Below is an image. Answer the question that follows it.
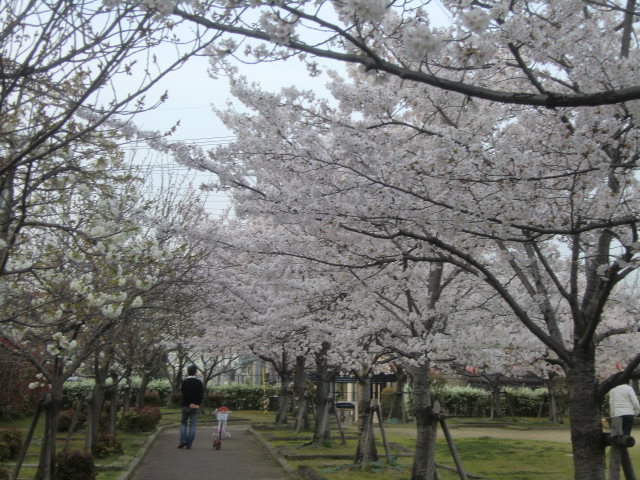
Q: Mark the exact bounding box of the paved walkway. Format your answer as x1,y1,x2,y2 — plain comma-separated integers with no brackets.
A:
131,423,291,480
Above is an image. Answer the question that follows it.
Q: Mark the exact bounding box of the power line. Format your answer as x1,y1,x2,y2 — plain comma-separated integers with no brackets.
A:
121,135,236,152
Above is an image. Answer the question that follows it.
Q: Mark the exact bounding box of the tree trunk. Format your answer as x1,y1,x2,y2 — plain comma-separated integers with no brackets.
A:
312,343,331,445
388,366,408,422
312,380,331,444
408,364,438,480
489,379,503,419
566,355,606,480
123,376,132,414
172,351,187,391
35,385,63,480
275,371,290,425
136,371,151,409
107,385,118,435
354,376,378,464
293,356,308,433
549,391,559,422
85,383,106,452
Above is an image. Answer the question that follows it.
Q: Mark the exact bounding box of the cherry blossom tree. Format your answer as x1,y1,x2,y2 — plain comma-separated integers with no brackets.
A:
167,261,252,400
1,142,211,479
0,5,229,477
193,227,343,427
181,58,640,479
2,179,152,478
165,0,640,108
87,2,640,478
0,0,218,183
199,165,529,477
194,218,390,441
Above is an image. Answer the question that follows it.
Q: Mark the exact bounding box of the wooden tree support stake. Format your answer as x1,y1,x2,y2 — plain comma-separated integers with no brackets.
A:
317,400,331,444
63,397,84,451
439,412,469,480
372,399,392,464
12,395,44,480
330,400,346,445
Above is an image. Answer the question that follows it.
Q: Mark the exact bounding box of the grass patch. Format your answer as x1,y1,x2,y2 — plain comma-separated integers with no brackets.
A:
278,436,574,480
0,411,169,480
445,437,573,479
260,416,640,480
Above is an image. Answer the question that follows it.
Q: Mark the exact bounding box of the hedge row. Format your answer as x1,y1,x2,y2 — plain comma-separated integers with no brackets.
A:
145,382,279,410
61,379,278,410
433,386,564,417
205,384,279,410
61,380,564,417
381,385,568,418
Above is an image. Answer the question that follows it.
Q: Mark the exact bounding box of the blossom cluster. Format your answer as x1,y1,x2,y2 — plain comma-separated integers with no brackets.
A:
459,8,490,33
259,12,296,45
401,21,442,61
341,0,388,23
45,332,78,358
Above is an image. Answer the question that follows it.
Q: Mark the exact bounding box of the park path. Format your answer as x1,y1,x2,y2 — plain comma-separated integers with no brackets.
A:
131,423,290,480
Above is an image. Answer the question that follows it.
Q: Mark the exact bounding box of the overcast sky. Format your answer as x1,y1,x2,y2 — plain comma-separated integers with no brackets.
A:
127,54,340,215
135,47,342,142
129,4,451,215
135,2,451,141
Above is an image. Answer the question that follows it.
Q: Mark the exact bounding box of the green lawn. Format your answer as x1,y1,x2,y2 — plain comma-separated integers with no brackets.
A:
253,415,640,480
0,409,178,480
265,433,575,480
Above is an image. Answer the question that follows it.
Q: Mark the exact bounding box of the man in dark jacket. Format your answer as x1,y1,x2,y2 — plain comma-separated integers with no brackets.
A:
178,365,204,449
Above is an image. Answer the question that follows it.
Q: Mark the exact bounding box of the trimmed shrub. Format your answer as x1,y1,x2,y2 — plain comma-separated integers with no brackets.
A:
57,408,86,432
61,379,95,410
120,406,161,432
434,386,491,417
206,391,225,409
206,384,278,410
0,429,22,461
147,379,172,405
380,387,395,416
169,391,182,408
431,385,560,418
504,387,547,417
143,390,161,406
53,450,96,480
61,379,280,412
92,433,123,458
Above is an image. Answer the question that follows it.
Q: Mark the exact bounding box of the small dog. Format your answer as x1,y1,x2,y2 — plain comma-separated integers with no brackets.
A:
212,436,221,450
